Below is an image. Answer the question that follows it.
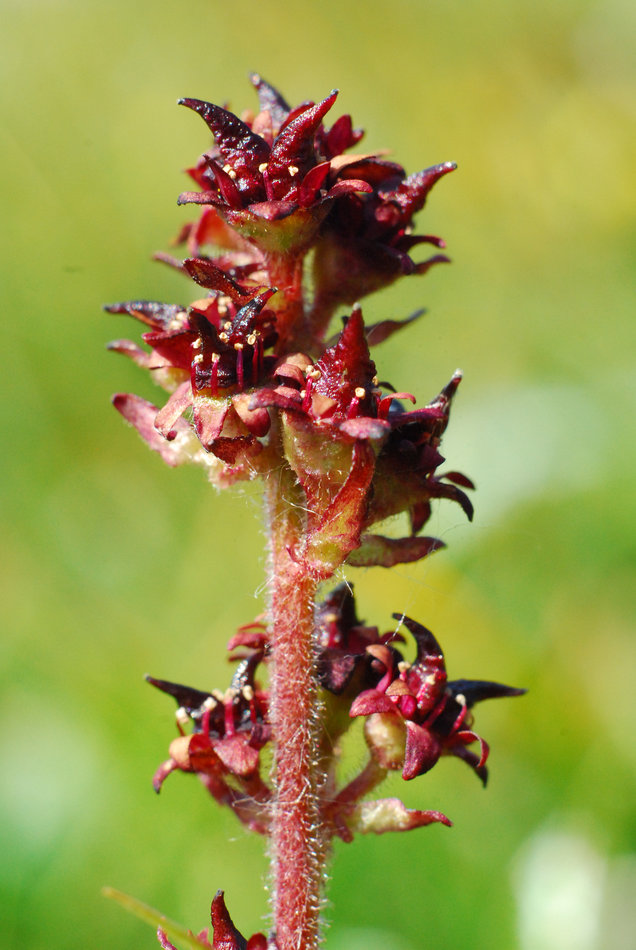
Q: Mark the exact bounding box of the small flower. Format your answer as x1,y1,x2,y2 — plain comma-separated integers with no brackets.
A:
147,658,272,834
350,614,525,783
174,75,453,322
108,284,279,470
312,160,454,311
176,75,372,258
157,891,272,950
252,304,473,572
315,581,403,695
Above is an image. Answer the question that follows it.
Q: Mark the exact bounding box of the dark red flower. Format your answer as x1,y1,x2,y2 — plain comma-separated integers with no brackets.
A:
312,160,454,313
252,305,473,572
350,614,525,783
315,582,404,695
174,75,453,324
108,284,280,471
147,658,272,834
176,76,372,258
157,891,273,950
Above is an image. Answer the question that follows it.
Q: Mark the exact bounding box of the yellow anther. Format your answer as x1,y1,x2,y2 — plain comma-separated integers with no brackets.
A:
224,321,233,331
246,333,257,346
211,689,225,702
397,661,411,675
193,353,204,364
288,165,299,177
175,707,190,729
234,342,244,351
306,367,322,380
218,332,229,343
354,387,366,399
222,164,237,179
191,338,202,349
202,697,218,712
454,693,466,706
258,163,268,173
242,685,254,701
372,375,379,386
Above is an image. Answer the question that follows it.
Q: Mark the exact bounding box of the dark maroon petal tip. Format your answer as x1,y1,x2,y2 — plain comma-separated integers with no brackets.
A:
145,674,213,712
210,891,247,950
448,679,527,707
249,72,291,126
392,614,444,662
178,98,269,160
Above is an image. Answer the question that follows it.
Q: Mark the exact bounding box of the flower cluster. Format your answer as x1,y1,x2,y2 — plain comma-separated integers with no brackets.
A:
109,76,459,511
174,73,451,310
148,585,523,841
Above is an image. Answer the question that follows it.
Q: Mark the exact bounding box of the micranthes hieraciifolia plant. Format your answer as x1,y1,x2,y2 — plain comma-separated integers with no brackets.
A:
105,73,524,950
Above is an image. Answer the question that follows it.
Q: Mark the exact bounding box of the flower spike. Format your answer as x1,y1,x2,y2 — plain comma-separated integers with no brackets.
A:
109,77,523,950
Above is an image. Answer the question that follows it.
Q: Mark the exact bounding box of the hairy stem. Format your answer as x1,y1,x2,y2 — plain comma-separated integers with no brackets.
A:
265,432,324,950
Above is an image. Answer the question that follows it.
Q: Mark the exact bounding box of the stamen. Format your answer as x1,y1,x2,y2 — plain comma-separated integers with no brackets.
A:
302,377,313,412
252,342,260,380
346,396,360,419
222,164,237,180
210,354,220,396
191,338,202,349
219,332,229,343
175,707,189,734
258,162,268,173
288,165,299,177
235,343,244,389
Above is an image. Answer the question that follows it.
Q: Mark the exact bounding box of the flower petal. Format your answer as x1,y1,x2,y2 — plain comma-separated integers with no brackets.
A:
346,797,452,835
347,534,445,568
210,891,248,950
112,394,193,466
402,721,441,780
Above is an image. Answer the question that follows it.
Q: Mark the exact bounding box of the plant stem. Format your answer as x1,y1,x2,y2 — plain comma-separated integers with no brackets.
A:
265,430,323,950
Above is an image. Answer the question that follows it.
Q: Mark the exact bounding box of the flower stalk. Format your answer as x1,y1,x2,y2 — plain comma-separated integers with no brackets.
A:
265,446,323,950
108,74,525,950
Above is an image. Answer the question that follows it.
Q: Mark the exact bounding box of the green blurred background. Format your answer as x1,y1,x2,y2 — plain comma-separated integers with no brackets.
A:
2,0,634,948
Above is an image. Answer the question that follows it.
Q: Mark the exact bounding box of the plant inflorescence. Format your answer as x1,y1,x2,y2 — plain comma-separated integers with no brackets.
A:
107,73,524,950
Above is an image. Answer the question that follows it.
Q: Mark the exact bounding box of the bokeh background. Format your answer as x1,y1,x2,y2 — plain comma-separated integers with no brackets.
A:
2,0,634,948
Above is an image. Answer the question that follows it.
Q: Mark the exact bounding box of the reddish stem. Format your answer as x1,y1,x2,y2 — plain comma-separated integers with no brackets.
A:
265,440,323,950
267,252,315,355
